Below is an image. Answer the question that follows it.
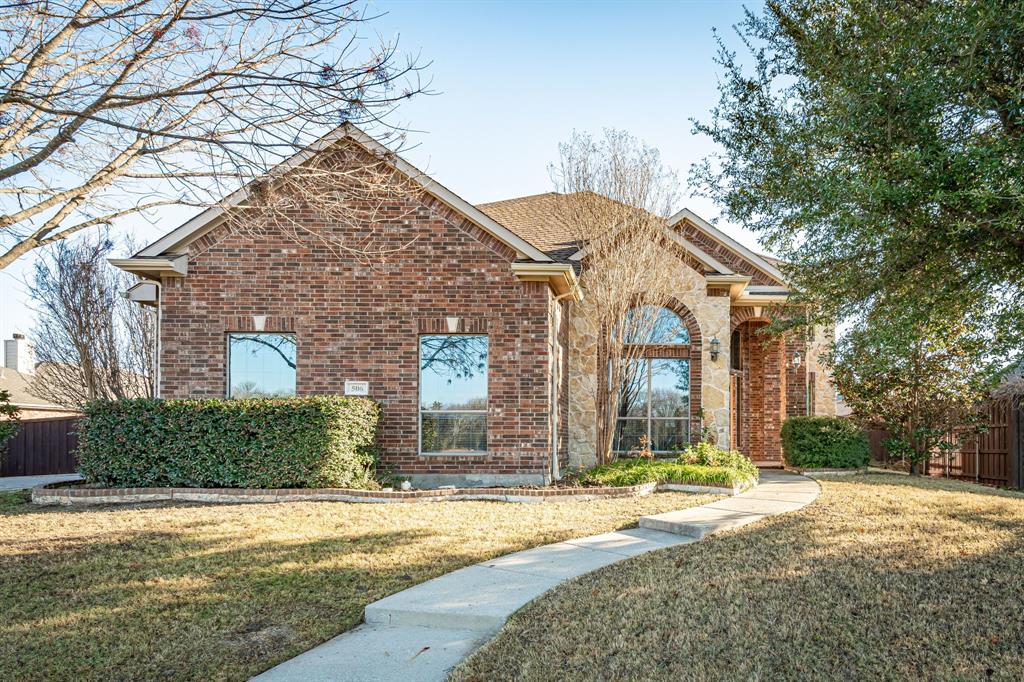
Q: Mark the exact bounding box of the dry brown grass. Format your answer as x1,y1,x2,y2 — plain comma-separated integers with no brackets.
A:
0,491,716,681
452,474,1024,681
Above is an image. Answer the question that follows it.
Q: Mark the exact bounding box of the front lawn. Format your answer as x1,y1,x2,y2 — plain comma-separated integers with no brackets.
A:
0,490,716,681
453,474,1024,681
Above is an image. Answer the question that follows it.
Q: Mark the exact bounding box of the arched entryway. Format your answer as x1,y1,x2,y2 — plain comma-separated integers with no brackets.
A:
730,312,787,465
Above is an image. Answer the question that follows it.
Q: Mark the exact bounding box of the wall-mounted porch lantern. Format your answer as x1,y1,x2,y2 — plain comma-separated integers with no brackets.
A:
710,336,721,362
791,351,802,369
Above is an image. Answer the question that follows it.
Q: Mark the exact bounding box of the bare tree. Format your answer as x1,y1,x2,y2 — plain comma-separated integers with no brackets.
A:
28,235,155,405
0,0,428,269
551,129,683,464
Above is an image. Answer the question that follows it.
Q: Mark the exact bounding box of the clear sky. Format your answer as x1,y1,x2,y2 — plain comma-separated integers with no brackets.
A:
0,0,761,343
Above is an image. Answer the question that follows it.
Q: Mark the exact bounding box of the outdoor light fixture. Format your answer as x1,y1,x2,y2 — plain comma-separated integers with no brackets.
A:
792,351,802,369
710,336,721,361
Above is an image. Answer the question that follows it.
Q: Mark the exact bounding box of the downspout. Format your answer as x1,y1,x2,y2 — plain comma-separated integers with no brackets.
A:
154,281,162,399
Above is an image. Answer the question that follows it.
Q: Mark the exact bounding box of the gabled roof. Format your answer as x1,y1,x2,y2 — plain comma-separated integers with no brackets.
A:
667,208,787,284
130,124,553,264
477,193,580,262
477,192,780,286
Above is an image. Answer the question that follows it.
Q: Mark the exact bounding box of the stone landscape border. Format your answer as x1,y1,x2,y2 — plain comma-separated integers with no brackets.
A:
32,478,753,506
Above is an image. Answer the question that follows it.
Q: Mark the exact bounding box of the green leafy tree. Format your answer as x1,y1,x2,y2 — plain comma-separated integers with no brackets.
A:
829,311,996,474
693,0,1024,343
0,389,20,463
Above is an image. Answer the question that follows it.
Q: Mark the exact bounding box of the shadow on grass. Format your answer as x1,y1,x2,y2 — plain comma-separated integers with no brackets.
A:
0,522,486,682
452,475,1024,682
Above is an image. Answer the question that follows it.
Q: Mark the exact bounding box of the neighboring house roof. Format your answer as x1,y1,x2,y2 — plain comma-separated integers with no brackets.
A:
0,367,73,411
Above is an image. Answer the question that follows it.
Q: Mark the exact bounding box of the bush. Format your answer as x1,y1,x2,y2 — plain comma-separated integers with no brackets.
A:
584,456,756,489
781,416,869,469
77,396,380,489
676,442,759,482
0,389,20,467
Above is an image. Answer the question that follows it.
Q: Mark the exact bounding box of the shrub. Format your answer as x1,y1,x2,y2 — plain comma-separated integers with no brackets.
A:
584,456,755,488
77,396,380,489
0,389,20,467
781,416,869,469
676,442,759,482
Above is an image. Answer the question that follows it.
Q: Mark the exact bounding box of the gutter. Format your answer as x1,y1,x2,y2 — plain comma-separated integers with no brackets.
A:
510,262,582,302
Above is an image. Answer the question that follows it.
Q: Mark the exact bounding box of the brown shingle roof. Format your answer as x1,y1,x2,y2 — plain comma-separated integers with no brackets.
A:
476,192,581,262
0,367,67,410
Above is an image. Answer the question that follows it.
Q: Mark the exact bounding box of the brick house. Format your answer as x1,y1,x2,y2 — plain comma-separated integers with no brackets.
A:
114,125,835,487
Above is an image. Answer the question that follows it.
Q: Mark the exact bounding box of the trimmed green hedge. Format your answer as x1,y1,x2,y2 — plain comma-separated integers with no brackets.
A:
781,416,869,469
78,396,381,489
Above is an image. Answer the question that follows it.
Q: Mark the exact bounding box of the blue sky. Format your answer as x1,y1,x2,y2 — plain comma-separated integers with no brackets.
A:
0,0,760,342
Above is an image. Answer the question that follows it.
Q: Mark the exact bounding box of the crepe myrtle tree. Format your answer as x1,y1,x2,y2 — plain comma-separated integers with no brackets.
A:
0,0,429,269
692,0,1024,342
28,235,156,405
551,129,685,464
829,308,998,475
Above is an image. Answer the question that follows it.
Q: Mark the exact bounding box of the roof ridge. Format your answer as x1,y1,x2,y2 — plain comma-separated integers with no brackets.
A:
476,191,559,209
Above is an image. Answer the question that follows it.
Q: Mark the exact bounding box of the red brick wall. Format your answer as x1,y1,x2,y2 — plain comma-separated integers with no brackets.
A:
158,160,556,482
734,319,786,463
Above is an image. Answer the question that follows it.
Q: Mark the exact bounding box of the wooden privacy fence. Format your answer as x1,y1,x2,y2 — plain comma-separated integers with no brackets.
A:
867,397,1023,489
1,416,80,477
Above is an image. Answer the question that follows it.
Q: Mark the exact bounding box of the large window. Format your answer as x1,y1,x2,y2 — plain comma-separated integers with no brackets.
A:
419,335,488,454
227,333,296,398
615,358,690,453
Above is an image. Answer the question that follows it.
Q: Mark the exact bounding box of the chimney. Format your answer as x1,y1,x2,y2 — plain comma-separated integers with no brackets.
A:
4,333,35,375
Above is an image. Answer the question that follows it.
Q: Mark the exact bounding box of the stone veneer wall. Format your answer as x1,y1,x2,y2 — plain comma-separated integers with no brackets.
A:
567,256,731,468
806,324,837,416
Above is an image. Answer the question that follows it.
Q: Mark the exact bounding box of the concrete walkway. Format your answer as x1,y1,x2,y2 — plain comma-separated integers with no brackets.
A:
252,470,819,682
0,473,82,491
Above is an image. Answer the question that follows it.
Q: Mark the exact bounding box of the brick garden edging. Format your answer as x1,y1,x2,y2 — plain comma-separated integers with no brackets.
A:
31,479,752,506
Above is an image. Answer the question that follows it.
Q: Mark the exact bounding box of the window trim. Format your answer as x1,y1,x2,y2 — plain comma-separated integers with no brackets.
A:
614,357,691,454
226,332,297,399
418,333,489,456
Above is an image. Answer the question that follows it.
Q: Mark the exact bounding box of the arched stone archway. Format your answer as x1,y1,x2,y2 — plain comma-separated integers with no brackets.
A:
728,308,807,465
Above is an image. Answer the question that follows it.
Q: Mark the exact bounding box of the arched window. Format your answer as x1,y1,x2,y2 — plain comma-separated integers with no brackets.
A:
620,305,690,345
614,305,693,453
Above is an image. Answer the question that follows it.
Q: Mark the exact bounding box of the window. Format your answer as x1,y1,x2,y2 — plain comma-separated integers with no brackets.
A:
227,333,296,398
419,335,488,453
614,358,690,452
731,329,742,370
620,306,690,345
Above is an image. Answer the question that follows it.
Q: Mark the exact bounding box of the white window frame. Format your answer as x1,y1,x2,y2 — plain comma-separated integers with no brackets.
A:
418,334,489,455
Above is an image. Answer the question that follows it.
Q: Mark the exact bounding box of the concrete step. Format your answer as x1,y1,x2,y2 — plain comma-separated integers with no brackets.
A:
639,506,766,538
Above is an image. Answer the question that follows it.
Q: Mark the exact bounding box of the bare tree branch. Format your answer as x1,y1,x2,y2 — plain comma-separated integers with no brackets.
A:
0,0,430,269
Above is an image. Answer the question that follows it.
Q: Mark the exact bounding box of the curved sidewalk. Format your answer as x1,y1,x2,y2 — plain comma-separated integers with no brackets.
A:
252,470,819,682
